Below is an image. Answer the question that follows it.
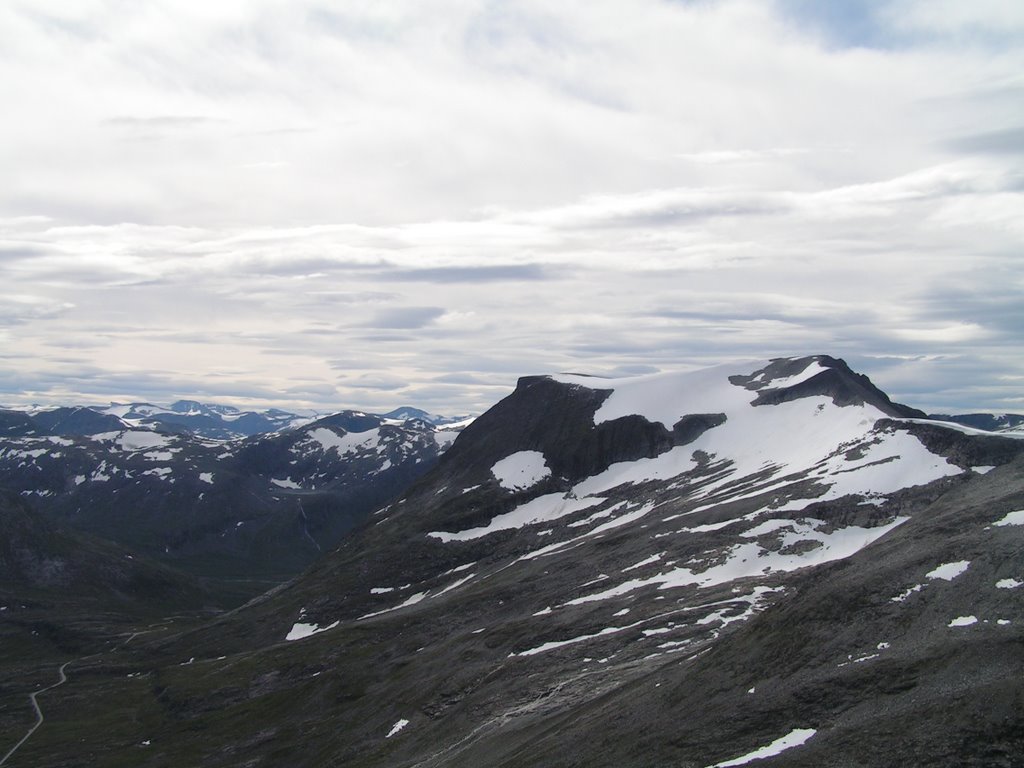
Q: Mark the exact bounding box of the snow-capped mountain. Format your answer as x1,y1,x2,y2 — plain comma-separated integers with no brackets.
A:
0,410,464,595
95,400,314,439
18,355,1021,766
382,406,473,426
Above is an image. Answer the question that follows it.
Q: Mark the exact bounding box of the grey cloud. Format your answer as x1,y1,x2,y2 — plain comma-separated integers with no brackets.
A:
565,200,788,231
944,126,1024,156
908,281,1024,339
0,244,54,260
430,372,499,386
337,375,409,392
356,335,420,344
361,306,445,329
380,264,548,283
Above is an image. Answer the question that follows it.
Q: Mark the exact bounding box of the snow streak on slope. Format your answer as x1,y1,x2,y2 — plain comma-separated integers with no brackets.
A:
429,493,605,542
565,517,909,605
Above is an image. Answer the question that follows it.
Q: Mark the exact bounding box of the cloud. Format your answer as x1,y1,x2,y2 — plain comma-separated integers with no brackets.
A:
360,306,446,330
381,264,548,282
945,126,1024,156
0,0,1020,414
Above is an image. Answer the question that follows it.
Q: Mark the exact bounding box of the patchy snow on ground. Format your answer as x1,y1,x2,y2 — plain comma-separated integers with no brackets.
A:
567,517,907,605
996,578,1022,589
385,719,410,738
993,510,1024,527
357,591,428,620
199,472,214,484
306,427,381,455
271,477,301,489
891,584,924,602
926,561,971,581
285,620,340,641
511,619,646,657
491,451,551,491
949,615,978,627
707,728,817,767
117,431,172,451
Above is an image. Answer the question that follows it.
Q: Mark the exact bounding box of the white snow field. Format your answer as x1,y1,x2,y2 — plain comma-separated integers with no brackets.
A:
491,450,551,491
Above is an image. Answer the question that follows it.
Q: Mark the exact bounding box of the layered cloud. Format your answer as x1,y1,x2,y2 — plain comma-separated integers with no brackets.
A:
1,0,1022,414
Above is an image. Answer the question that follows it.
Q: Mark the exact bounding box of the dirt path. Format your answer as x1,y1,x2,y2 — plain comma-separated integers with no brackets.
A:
0,661,71,766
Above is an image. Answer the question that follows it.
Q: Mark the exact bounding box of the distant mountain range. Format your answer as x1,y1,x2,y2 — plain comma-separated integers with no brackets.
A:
0,404,471,602
2,399,470,442
6,355,1022,766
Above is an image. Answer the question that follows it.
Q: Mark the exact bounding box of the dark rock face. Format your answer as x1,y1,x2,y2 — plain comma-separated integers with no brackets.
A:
884,418,1024,469
0,409,40,437
734,355,927,418
438,376,721,489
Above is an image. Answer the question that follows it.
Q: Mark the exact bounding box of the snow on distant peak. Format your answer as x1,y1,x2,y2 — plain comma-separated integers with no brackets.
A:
492,450,551,491
552,358,830,429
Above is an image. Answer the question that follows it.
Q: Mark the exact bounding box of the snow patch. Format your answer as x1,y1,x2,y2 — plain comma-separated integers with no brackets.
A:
285,620,339,641
622,553,664,572
992,509,1024,527
707,728,817,767
117,431,171,451
386,719,409,738
491,451,551,491
428,493,605,542
891,584,924,602
926,561,970,581
306,427,380,455
357,591,428,620
996,578,1021,589
948,615,978,627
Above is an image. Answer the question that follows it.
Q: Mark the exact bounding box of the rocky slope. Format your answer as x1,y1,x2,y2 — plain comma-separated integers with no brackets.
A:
5,356,1023,767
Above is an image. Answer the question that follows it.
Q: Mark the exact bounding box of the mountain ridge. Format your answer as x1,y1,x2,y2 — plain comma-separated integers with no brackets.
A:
4,355,1023,766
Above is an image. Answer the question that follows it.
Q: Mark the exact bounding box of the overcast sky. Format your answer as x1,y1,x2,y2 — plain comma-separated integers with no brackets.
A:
2,0,1022,416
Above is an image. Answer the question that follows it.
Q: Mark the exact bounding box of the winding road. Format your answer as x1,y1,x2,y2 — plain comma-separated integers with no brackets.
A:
0,661,71,766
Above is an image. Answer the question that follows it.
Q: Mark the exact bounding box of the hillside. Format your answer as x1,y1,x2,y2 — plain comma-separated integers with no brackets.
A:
0,411,462,600
4,356,1023,767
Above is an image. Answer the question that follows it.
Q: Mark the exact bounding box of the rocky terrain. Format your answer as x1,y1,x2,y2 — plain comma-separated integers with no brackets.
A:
1,355,1022,767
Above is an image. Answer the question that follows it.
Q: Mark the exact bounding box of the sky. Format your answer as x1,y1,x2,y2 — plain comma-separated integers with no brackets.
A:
1,0,1022,416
